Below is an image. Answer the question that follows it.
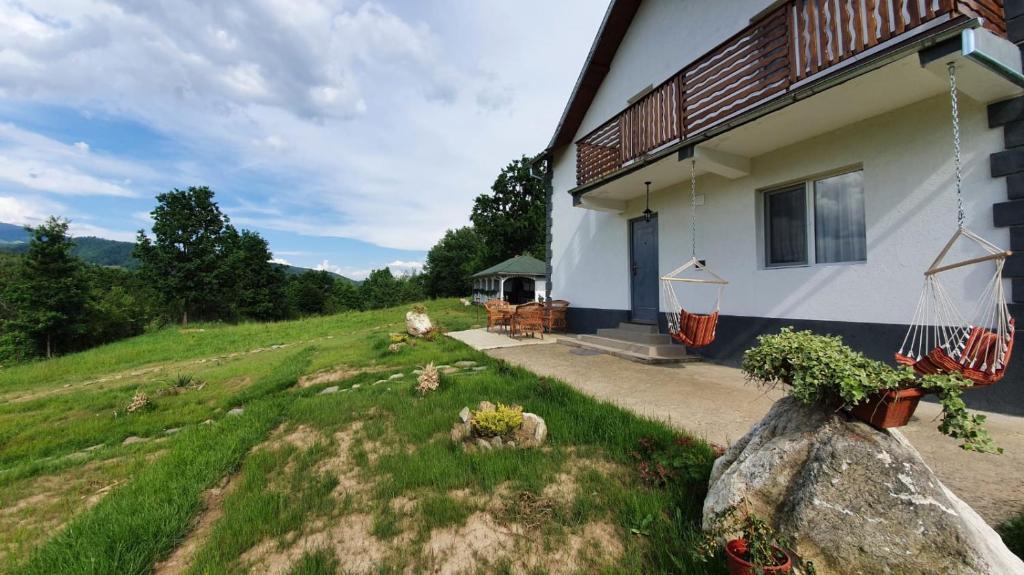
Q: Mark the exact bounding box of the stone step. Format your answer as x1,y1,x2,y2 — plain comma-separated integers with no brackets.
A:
561,336,700,365
596,327,673,345
576,334,693,358
616,322,660,334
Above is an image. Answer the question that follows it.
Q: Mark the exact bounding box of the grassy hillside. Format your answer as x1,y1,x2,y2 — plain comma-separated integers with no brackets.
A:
0,300,721,574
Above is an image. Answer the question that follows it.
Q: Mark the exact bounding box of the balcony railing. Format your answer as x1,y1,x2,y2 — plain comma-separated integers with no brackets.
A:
575,0,1006,187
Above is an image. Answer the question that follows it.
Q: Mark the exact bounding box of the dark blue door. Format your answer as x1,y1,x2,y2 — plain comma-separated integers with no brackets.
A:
630,215,659,323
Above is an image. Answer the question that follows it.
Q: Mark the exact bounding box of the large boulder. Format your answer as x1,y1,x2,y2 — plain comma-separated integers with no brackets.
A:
405,310,433,337
704,397,1024,575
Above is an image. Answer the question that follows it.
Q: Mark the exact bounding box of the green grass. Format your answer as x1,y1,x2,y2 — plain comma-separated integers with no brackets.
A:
0,299,722,574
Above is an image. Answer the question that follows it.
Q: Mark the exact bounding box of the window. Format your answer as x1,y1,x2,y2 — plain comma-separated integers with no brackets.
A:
763,170,866,267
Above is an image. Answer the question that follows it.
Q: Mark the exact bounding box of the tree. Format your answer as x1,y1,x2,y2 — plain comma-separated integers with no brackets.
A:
134,186,231,325
470,156,546,267
286,270,336,316
423,227,483,297
221,228,287,321
329,280,362,313
360,268,403,310
6,217,88,358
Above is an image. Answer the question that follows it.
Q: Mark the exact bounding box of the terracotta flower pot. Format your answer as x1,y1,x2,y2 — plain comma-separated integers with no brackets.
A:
724,539,792,575
850,387,927,429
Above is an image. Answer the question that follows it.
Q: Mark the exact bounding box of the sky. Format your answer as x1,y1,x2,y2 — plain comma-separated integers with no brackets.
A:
0,0,607,280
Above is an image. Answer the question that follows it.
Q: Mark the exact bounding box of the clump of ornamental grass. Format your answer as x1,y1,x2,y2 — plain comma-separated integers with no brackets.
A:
417,362,439,394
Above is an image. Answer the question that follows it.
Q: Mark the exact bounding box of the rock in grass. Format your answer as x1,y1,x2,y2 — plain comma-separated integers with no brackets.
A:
704,397,1024,574
374,380,388,385
476,438,493,451
451,422,471,443
490,436,503,449
163,428,181,435
472,366,488,372
454,360,477,368
227,407,244,416
459,407,471,423
477,401,496,412
202,419,214,425
122,436,147,445
388,373,404,380
442,367,459,375
319,386,339,395
406,308,433,337
516,413,548,447
352,384,361,389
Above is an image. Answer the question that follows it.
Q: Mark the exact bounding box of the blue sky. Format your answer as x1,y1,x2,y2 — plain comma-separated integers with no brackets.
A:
0,1,605,279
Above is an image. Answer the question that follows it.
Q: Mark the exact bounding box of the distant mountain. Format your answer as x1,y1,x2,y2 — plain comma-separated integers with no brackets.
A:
0,222,354,282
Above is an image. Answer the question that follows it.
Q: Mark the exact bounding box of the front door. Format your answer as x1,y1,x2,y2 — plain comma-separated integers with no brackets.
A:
630,215,659,323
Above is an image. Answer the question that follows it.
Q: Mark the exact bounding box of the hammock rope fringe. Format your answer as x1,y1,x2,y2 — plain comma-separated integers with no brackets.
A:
661,158,729,349
895,63,1015,385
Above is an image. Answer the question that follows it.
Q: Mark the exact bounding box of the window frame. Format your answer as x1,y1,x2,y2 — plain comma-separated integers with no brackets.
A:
759,167,866,269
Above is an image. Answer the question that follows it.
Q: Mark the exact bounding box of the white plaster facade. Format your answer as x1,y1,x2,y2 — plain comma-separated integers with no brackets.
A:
549,0,1010,327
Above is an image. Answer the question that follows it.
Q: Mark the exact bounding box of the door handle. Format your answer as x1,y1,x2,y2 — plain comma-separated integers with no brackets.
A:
631,263,639,276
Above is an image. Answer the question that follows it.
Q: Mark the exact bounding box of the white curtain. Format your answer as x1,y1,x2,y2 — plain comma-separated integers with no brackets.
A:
814,171,866,264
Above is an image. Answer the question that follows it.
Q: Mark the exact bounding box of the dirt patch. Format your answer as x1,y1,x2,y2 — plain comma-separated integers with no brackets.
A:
241,513,387,575
153,473,240,575
297,365,387,388
259,424,326,452
317,422,372,498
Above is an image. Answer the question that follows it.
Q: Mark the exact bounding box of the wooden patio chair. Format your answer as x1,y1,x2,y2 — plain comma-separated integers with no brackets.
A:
484,300,511,333
511,302,544,339
543,300,569,333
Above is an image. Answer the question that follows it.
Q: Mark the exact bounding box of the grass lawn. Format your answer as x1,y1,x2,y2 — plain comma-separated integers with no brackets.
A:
0,299,723,574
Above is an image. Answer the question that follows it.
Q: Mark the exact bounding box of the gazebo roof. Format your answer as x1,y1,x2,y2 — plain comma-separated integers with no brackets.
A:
472,255,547,278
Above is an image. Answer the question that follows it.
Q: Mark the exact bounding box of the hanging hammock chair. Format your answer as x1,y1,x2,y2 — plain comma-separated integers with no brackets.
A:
895,63,1015,386
660,159,729,349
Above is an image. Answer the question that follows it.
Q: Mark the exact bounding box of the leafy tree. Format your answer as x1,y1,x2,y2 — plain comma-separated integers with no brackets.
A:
423,227,483,297
6,217,88,358
360,268,403,310
83,266,161,343
222,228,287,321
329,280,362,313
470,156,546,267
134,186,231,325
286,270,336,316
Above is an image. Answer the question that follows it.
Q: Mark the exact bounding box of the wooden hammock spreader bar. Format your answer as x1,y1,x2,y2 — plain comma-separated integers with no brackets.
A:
660,256,729,285
925,250,1012,277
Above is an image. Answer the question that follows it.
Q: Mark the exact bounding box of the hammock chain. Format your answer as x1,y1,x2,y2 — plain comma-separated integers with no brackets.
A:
949,62,964,230
690,158,697,258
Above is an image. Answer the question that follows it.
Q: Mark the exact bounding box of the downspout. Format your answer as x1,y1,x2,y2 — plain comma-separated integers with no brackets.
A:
529,152,554,301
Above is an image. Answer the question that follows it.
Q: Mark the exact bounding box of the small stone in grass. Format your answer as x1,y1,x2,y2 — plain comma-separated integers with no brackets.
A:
412,369,423,375
472,366,487,372
490,436,503,448
375,380,388,385
476,438,493,451
122,436,147,445
227,407,245,416
443,367,459,375
454,361,477,368
352,383,361,389
202,419,214,425
459,407,471,423
164,428,181,435
477,401,496,412
388,373,404,380
319,386,339,395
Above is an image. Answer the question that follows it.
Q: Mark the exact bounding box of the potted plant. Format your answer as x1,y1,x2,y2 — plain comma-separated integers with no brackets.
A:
698,503,793,575
741,328,1001,454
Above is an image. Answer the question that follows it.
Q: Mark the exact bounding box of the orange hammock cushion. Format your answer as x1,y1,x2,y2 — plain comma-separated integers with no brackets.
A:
895,320,1015,386
669,310,719,349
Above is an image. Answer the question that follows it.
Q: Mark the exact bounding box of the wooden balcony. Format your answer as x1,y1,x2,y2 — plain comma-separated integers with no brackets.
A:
575,0,1006,187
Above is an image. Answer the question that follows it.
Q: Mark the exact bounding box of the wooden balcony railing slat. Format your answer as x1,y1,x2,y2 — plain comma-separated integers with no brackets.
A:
573,0,1004,186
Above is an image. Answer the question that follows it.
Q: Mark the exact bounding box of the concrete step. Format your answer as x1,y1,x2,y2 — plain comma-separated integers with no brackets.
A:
561,336,700,365
616,322,659,334
596,327,673,345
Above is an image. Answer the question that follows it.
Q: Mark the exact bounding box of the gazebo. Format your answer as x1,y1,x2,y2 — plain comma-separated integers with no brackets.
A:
471,255,548,305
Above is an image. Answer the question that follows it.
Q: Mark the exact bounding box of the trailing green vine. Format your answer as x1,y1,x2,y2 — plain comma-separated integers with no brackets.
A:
742,328,1001,454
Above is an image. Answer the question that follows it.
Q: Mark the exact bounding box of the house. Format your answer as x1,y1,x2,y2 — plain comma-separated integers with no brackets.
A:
471,255,549,305
537,0,1024,413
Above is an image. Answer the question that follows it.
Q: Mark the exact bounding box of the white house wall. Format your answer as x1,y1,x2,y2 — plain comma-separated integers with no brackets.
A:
551,93,1007,325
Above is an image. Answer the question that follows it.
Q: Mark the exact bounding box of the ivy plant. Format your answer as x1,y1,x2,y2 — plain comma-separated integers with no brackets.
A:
742,328,1001,454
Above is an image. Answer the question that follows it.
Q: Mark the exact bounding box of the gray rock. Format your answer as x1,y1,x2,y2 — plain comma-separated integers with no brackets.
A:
490,436,503,448
704,397,1024,575
351,384,361,389
477,401,496,412
472,366,488,372
406,310,433,337
412,369,423,375
451,422,471,443
84,443,105,452
388,373,404,380
476,438,492,451
319,386,339,395
202,419,214,425
436,365,450,370
459,407,471,423
442,367,459,375
454,360,477,368
122,436,147,445
516,413,547,447
163,427,181,435
374,380,388,385
227,407,244,416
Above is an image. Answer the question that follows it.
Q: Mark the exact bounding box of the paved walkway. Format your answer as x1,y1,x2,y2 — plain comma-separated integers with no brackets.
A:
486,342,1024,526
447,328,558,351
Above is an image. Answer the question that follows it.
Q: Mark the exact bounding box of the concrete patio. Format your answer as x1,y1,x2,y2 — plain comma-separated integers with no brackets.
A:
485,341,1024,526
446,327,560,351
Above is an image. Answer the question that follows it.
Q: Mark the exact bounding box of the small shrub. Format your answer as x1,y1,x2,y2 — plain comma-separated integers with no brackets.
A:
471,403,523,438
631,436,715,488
697,502,793,570
416,363,439,394
388,333,408,344
126,390,152,413
387,342,406,353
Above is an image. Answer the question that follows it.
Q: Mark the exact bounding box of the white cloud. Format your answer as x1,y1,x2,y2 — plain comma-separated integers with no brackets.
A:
0,0,606,251
73,141,89,152
315,259,370,280
269,257,291,266
0,195,66,226
68,221,137,242
387,259,423,276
